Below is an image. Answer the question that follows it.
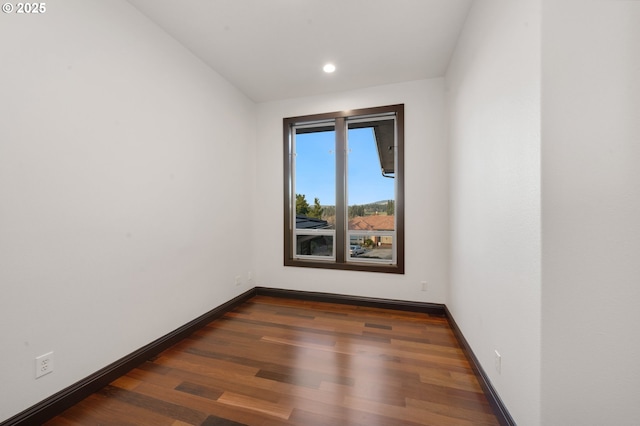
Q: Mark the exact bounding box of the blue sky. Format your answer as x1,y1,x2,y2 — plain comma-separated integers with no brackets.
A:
294,128,394,206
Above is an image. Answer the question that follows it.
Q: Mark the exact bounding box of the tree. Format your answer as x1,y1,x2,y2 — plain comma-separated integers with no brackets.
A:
308,197,323,219
386,200,395,215
323,205,336,218
296,194,309,215
348,204,365,218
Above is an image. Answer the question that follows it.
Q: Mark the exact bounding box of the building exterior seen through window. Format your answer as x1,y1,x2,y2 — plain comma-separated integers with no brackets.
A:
283,104,404,274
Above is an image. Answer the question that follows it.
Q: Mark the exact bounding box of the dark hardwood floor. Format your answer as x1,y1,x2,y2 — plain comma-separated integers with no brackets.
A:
45,295,500,425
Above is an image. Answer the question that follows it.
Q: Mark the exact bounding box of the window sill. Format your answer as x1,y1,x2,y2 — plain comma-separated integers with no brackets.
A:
284,258,404,274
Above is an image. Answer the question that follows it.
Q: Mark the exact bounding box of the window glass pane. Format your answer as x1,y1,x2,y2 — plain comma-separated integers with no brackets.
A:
348,232,394,261
296,234,334,257
347,122,395,226
294,127,336,230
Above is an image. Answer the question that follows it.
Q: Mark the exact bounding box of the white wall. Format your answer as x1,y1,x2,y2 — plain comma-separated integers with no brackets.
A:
254,80,449,304
0,1,256,421
446,1,541,425
541,1,640,424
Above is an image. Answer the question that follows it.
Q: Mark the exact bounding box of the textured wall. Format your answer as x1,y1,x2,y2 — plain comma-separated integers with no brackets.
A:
541,1,640,424
0,1,256,421
446,1,542,424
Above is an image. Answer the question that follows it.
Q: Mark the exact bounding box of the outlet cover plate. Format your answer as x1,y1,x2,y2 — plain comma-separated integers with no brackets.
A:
35,352,54,379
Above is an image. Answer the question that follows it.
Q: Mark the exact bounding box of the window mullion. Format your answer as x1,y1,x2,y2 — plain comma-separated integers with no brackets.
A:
283,121,293,263
335,117,347,263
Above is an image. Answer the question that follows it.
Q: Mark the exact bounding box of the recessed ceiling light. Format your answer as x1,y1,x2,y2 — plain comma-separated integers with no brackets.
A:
323,63,336,73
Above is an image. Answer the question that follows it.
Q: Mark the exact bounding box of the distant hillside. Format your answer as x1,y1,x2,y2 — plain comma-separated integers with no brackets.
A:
321,200,394,219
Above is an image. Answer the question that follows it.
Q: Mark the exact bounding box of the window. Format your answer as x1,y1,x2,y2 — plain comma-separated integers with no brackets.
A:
283,104,404,273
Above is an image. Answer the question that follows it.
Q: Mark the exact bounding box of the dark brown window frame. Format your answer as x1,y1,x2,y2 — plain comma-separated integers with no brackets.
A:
283,104,404,274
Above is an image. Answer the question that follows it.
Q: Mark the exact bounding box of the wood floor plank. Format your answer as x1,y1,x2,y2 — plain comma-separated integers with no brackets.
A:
216,391,293,419
46,295,500,425
406,397,500,425
45,391,178,426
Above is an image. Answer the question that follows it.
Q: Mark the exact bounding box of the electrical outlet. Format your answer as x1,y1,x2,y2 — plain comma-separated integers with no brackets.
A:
494,350,501,374
235,276,241,286
35,352,54,379
420,281,427,291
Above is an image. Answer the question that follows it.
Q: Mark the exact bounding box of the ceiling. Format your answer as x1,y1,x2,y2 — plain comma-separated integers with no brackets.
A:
126,0,472,103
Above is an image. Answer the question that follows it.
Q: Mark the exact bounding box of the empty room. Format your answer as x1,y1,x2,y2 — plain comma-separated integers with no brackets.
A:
1,1,638,425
